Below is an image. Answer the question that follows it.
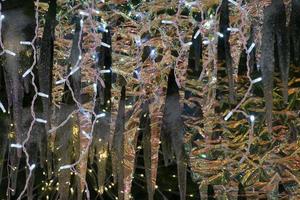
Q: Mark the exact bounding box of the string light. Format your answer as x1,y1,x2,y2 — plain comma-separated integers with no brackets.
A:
222,1,260,171
100,69,111,73
93,83,97,93
224,111,233,121
193,29,201,39
29,164,36,171
36,118,47,124
96,113,106,118
69,66,80,76
79,10,89,16
22,68,32,78
227,27,239,32
149,48,157,59
249,115,255,123
82,130,91,139
216,32,224,38
16,0,41,198
59,164,73,170
4,49,16,56
0,0,286,199
47,4,108,197
0,101,6,113
251,77,262,84
161,20,174,24
246,43,255,54
100,42,111,48
184,41,193,46
20,41,32,45
55,79,66,85
10,143,23,148
202,40,210,45
37,92,49,98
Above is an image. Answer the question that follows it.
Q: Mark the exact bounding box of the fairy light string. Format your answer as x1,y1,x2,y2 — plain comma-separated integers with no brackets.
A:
49,1,108,198
11,0,41,199
0,0,298,199
221,0,263,165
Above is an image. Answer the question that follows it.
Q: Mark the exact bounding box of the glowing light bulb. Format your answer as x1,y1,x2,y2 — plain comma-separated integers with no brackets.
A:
246,43,255,54
55,79,65,85
224,111,233,121
149,48,157,59
20,41,32,45
60,164,72,170
227,27,239,32
101,42,111,48
216,32,224,38
29,164,36,171
161,20,173,24
82,131,91,139
36,118,47,124
4,50,16,56
70,66,80,75
250,115,255,123
38,92,49,98
100,69,111,73
22,68,32,78
79,11,89,16
0,101,6,113
10,143,22,148
96,113,106,118
202,40,210,45
93,83,97,93
193,29,201,39
251,77,262,84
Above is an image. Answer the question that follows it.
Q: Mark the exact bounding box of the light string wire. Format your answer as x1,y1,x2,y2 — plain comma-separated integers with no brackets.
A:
15,0,40,199
48,1,106,198
221,0,261,164
1,0,267,198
